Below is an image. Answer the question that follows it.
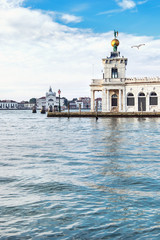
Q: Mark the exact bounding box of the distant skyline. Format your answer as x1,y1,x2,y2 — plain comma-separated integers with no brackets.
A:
0,0,160,100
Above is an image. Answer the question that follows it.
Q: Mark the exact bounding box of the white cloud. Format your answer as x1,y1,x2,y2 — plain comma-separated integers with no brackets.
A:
137,0,148,5
116,0,136,10
0,5,160,101
59,13,82,23
98,0,136,15
0,0,24,9
98,0,148,15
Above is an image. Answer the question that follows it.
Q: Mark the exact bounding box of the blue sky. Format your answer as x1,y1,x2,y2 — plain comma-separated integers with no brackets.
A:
0,0,160,100
23,0,159,37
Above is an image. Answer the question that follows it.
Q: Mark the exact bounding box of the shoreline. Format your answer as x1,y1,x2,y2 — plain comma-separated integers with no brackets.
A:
47,111,160,118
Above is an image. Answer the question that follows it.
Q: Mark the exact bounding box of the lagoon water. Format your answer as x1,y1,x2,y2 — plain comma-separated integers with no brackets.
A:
0,110,160,239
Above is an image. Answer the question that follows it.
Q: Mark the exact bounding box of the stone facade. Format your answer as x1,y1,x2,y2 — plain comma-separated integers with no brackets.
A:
90,34,160,113
0,100,18,109
36,87,65,111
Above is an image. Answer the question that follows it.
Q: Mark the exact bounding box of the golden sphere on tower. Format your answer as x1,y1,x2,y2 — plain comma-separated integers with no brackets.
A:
111,39,119,47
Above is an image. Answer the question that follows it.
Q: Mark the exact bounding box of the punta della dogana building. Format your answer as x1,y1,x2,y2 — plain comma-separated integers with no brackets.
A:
90,31,160,113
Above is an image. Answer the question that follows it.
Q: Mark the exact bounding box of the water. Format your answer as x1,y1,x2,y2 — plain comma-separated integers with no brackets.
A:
0,110,160,239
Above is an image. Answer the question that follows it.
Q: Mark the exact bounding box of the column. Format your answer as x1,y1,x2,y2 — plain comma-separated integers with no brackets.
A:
119,89,122,112
135,93,138,112
123,88,126,112
102,89,107,112
107,89,110,112
146,93,149,112
91,90,95,112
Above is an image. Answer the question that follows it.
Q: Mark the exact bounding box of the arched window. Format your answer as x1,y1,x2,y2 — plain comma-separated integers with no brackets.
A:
127,93,135,106
111,68,118,78
150,92,158,105
111,94,118,106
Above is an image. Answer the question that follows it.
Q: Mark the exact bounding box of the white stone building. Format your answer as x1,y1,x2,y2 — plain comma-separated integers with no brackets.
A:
0,100,18,109
37,87,65,111
90,31,160,113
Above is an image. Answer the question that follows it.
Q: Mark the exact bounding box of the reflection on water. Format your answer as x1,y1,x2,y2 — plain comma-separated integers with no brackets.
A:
0,111,160,239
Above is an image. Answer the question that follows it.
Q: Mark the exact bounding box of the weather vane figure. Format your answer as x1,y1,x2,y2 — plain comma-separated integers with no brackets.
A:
114,30,118,38
111,30,119,52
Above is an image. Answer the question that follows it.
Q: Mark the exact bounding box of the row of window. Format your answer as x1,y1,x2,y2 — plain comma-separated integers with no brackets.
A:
111,92,158,106
0,104,17,108
127,92,158,106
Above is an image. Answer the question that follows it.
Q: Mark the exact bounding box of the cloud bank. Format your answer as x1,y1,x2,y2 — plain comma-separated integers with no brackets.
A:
0,0,160,101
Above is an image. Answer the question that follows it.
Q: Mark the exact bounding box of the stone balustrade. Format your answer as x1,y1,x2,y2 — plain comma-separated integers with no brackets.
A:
126,77,160,83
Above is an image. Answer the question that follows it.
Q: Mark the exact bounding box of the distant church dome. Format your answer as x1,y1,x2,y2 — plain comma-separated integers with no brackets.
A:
111,39,119,47
46,86,56,97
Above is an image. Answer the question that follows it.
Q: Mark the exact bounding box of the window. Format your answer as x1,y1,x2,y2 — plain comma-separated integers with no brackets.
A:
138,92,146,111
127,93,134,106
111,94,118,106
150,92,158,105
112,68,118,78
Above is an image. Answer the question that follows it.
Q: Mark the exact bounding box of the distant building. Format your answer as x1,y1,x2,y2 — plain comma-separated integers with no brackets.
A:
79,97,91,109
0,100,18,109
69,99,77,109
68,97,91,109
37,87,65,111
95,98,102,110
18,101,35,109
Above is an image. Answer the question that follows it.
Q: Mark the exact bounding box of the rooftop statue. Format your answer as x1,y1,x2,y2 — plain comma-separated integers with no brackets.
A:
111,30,119,52
114,30,118,38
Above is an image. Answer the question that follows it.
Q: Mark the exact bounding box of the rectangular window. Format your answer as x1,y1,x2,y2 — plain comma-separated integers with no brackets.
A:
150,97,158,105
127,98,135,106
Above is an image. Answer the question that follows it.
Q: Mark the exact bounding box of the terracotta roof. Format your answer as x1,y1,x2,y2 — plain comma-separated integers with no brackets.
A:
38,96,46,100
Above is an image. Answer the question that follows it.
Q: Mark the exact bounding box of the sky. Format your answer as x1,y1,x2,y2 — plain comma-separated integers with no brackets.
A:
0,0,160,101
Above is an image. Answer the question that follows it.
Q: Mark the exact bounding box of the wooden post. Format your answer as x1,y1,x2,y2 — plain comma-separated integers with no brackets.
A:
96,99,98,120
68,103,70,114
79,103,81,114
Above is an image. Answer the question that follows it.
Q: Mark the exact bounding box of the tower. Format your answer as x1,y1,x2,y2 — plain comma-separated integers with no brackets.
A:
103,30,127,81
90,30,128,113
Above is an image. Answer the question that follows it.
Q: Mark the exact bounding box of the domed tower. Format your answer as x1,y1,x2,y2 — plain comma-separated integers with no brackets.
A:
90,31,128,113
102,30,127,80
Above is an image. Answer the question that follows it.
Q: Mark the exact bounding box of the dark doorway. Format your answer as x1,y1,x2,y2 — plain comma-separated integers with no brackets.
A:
138,93,146,111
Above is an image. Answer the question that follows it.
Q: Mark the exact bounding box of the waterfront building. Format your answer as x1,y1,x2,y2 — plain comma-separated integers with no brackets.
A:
69,98,77,109
90,31,160,112
78,97,91,109
18,101,35,109
37,87,65,111
0,100,18,109
95,98,102,110
68,97,91,109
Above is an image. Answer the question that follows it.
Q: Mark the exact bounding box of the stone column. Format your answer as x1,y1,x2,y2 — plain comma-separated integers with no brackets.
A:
91,90,95,112
146,93,149,112
102,89,107,112
107,89,110,112
135,93,138,112
119,89,122,112
123,88,126,112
